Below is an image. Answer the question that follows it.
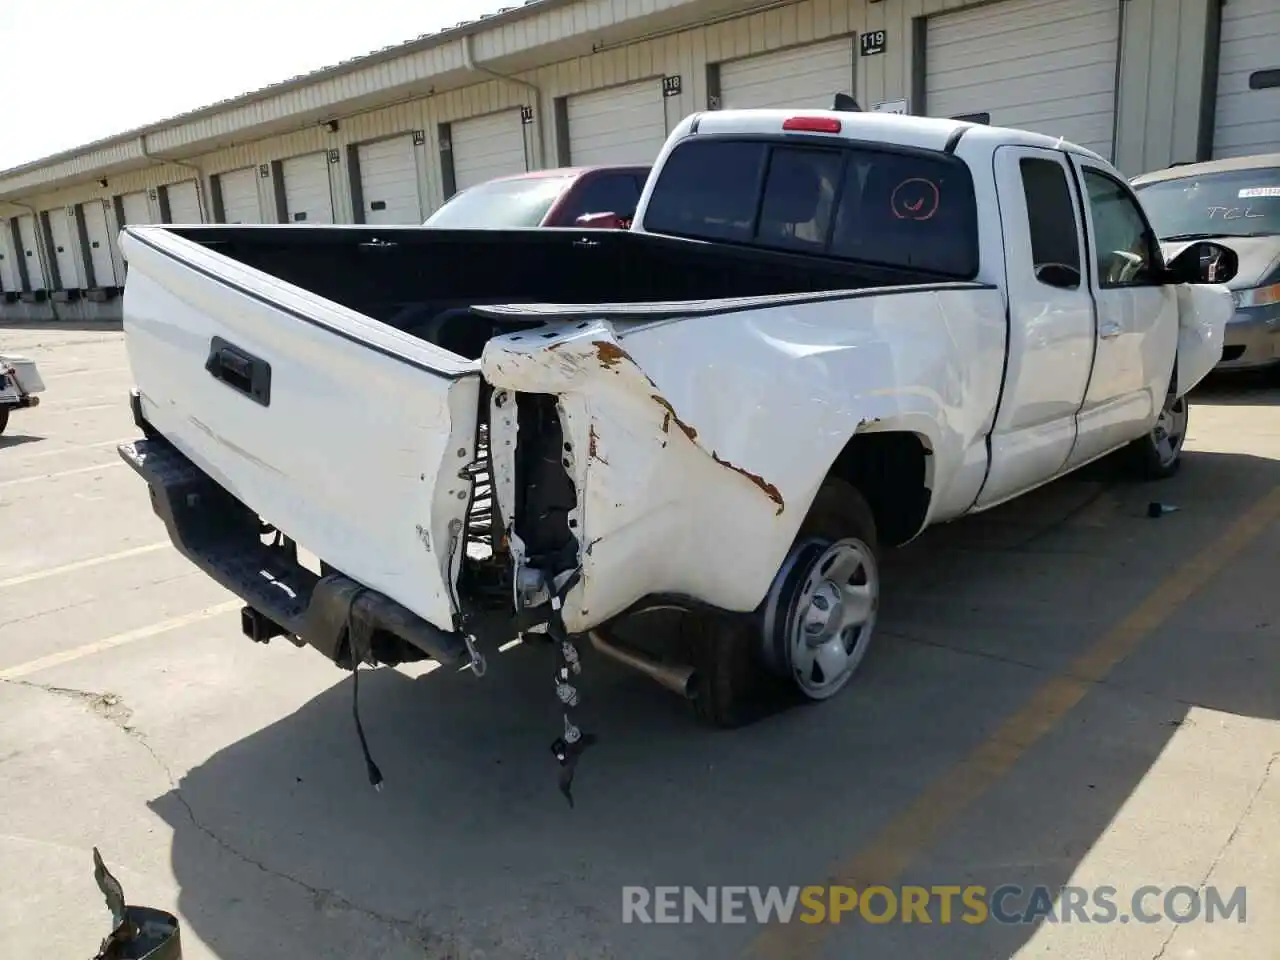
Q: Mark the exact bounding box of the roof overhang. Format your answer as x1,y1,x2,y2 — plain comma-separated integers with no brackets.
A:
0,0,767,201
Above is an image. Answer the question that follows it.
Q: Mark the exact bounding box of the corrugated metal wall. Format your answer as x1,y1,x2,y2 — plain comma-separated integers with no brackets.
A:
0,0,1229,231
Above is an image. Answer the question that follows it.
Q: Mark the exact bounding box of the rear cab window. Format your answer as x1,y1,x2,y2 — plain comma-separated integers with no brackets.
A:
640,137,980,278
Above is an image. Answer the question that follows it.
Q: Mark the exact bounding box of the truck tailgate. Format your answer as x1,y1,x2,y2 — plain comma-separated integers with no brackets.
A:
118,225,482,634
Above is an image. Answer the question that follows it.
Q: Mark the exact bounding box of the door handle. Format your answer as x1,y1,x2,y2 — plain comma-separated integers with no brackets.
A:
205,336,271,406
1099,321,1122,340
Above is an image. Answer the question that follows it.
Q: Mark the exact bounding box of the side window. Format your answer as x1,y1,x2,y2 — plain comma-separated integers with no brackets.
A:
558,174,643,223
1082,169,1161,287
755,147,845,251
1019,157,1082,289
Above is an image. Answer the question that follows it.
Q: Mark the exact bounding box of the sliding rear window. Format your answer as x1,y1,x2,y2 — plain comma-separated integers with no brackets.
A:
641,137,980,278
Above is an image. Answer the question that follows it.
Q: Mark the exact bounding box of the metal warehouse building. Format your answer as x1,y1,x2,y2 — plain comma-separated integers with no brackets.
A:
1,0,1277,319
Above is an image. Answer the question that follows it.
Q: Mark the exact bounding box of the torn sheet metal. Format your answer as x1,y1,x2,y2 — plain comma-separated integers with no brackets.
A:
91,847,182,959
479,283,1014,631
1173,282,1234,395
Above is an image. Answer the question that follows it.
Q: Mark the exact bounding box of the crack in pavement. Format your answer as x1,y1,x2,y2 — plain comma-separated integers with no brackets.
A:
1149,750,1279,960
0,677,445,954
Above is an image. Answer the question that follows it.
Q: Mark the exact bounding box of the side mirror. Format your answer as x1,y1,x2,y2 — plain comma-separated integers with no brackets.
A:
1165,240,1239,285
575,211,632,230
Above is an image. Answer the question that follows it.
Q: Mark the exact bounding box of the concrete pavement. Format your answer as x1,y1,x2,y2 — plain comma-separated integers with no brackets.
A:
1,324,1276,959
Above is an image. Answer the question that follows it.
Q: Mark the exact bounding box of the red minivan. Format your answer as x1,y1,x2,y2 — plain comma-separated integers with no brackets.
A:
422,165,651,230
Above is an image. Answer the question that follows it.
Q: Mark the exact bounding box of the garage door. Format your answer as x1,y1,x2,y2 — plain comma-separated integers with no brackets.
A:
47,209,81,289
17,215,45,289
0,223,19,293
451,112,528,192
566,81,668,166
925,0,1120,160
357,136,422,222
120,191,151,226
81,200,119,287
718,37,855,110
282,153,333,224
1212,0,1280,158
218,167,262,223
115,192,151,279
165,180,203,223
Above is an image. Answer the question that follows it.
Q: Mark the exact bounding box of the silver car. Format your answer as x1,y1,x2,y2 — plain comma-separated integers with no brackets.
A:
1132,153,1280,373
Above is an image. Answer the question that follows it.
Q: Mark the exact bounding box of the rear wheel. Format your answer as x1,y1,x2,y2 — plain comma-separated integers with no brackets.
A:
685,478,880,728
0,407,9,436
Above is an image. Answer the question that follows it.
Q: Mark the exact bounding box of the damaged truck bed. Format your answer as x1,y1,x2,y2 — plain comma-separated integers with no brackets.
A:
115,105,1237,801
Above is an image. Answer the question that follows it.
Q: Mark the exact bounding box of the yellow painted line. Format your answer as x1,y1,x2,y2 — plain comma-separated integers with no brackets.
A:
0,459,126,488
0,601,241,680
744,484,1280,960
0,542,170,591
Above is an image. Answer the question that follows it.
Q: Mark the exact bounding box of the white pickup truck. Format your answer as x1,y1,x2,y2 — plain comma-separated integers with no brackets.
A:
115,105,1239,797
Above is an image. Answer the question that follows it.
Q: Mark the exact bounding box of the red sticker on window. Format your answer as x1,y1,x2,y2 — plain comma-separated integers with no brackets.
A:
891,178,940,221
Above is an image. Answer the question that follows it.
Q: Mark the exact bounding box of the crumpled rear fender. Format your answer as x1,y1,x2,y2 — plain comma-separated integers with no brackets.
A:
478,291,1001,632
1174,283,1233,395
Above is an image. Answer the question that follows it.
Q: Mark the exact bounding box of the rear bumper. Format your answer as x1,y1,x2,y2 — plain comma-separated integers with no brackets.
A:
117,416,469,669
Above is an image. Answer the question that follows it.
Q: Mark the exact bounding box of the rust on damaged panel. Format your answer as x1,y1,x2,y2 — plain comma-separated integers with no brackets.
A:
583,337,781,514
711,451,785,516
593,340,631,370
650,394,697,441
588,423,609,465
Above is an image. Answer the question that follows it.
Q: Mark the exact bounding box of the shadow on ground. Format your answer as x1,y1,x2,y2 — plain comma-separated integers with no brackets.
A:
148,448,1280,960
0,433,43,450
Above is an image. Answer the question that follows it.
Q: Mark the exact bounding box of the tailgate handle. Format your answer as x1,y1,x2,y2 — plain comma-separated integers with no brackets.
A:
205,337,271,406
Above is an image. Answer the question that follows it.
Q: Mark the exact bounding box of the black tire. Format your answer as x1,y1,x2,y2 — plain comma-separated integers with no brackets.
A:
0,407,9,436
684,477,879,729
1122,386,1189,481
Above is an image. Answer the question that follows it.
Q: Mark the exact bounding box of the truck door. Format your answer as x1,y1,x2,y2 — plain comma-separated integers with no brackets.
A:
1062,156,1178,469
975,145,1095,509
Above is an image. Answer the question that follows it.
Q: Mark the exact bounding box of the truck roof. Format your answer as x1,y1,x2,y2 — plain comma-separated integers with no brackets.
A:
675,108,1108,166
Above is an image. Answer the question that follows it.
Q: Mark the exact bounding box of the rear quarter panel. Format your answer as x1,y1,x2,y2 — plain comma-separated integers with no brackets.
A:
480,284,1007,630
